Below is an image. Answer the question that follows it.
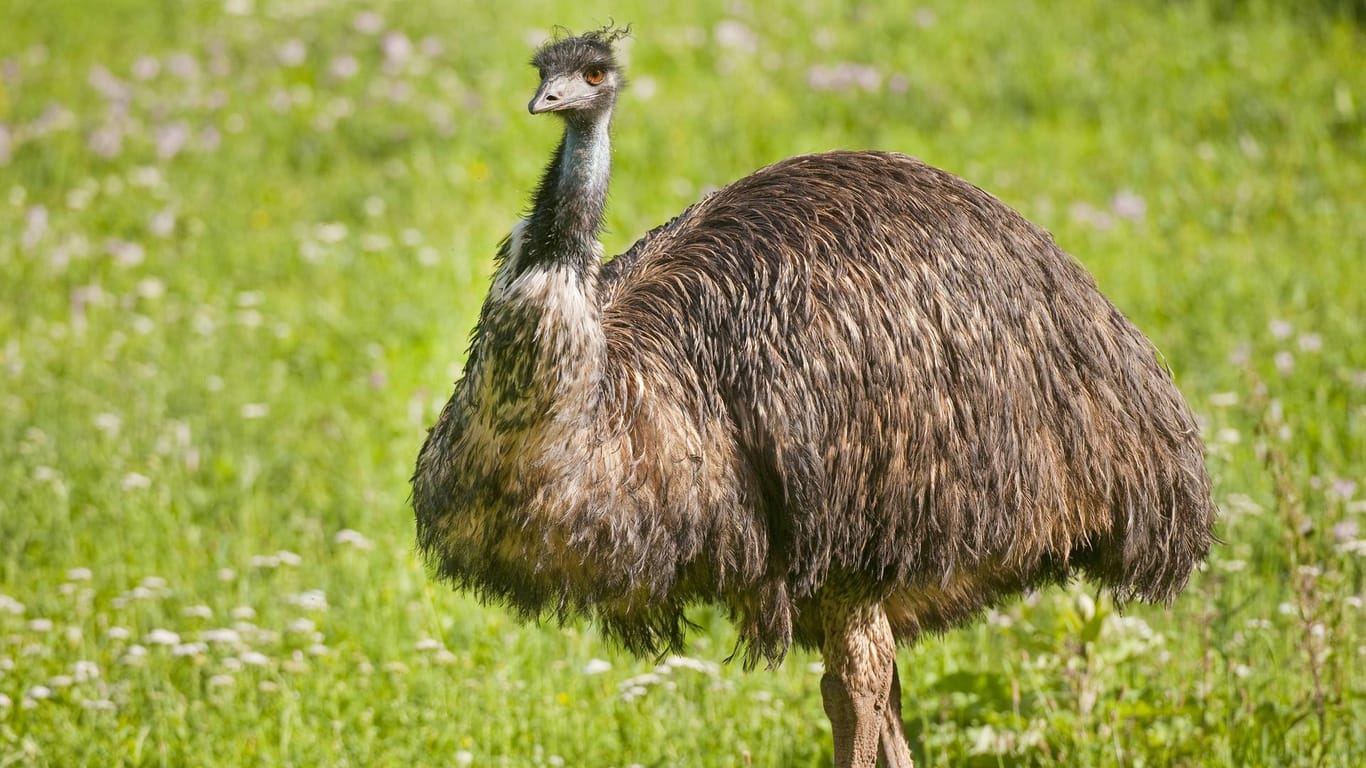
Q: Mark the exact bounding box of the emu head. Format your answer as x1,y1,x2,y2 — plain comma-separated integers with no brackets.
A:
528,26,629,119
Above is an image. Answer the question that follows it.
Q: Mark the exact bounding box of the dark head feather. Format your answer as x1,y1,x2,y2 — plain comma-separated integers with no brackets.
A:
531,24,630,79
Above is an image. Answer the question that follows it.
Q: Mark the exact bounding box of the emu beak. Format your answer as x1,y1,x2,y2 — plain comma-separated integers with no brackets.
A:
528,74,596,114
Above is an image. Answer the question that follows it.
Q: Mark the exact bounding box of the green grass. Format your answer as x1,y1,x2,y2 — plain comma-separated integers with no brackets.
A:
1,0,1363,765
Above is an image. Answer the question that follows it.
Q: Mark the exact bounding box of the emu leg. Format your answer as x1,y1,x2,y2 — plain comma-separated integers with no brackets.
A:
877,663,915,768
820,603,898,768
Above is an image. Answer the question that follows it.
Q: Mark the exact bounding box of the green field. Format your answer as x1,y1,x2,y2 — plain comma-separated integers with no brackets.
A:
1,0,1363,765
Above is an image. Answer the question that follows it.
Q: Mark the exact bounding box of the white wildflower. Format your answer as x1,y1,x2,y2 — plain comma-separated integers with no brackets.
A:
1337,539,1366,555
1208,392,1238,407
330,54,359,80
353,11,384,35
121,472,152,491
231,606,256,620
620,685,648,702
663,655,720,675
240,651,269,667
334,528,374,549
241,403,269,419
276,550,302,566
415,638,442,652
249,554,280,568
277,39,307,67
618,673,663,692
1110,190,1147,221
1274,350,1295,375
714,20,758,53
582,658,612,675
66,567,93,581
145,628,181,645
132,55,160,81
106,626,131,640
1074,592,1096,620
208,674,236,688
149,209,176,239
286,590,327,611
315,222,348,243
28,618,54,633
72,660,100,682
106,238,145,267
183,605,213,619
361,233,391,252
202,628,241,645
382,32,413,69
27,685,52,700
129,166,164,188
173,642,207,657
283,650,308,673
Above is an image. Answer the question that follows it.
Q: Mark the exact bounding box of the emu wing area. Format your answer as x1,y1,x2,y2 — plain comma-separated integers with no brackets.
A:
598,151,1213,641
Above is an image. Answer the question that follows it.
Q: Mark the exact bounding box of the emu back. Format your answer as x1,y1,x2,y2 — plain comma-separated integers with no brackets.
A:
597,150,1212,652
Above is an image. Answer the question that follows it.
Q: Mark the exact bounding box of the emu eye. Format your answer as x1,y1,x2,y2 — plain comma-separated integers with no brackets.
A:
583,68,605,86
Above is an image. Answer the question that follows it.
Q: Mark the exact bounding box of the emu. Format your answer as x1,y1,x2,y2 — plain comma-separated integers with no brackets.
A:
413,27,1215,767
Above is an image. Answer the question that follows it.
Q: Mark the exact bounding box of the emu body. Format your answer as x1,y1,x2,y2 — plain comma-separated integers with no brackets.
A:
413,28,1215,767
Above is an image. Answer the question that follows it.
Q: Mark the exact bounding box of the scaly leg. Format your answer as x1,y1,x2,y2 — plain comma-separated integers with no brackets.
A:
877,662,915,767
820,602,899,768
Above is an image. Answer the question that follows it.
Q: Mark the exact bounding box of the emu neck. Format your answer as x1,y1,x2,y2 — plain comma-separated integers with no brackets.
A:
469,111,613,430
522,112,612,280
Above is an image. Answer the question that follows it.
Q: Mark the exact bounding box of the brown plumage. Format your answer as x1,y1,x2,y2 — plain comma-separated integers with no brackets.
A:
413,27,1215,767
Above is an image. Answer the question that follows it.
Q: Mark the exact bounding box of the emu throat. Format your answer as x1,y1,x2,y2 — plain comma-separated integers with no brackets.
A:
472,111,611,433
520,112,612,281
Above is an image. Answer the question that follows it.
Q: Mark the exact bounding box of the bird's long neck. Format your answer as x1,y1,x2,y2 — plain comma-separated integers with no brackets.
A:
519,112,613,281
467,111,614,430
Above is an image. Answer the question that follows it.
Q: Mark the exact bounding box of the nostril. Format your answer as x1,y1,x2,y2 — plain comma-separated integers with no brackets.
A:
545,93,559,101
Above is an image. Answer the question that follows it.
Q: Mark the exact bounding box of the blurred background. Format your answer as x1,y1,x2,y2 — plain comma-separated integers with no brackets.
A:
0,0,1362,765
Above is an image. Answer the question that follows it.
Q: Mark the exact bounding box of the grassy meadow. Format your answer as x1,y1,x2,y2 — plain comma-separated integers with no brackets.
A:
1,0,1363,764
